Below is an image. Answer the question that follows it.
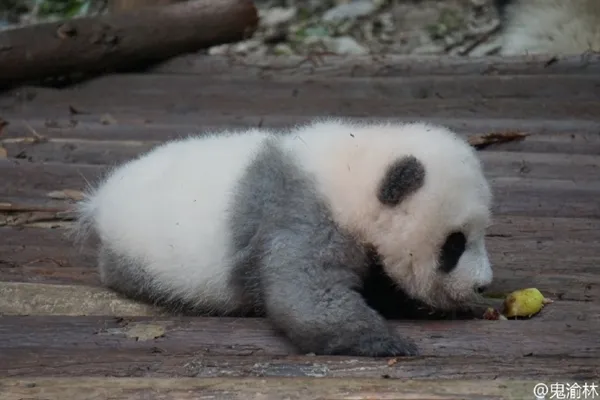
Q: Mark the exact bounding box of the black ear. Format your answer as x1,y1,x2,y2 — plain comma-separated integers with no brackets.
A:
377,155,425,206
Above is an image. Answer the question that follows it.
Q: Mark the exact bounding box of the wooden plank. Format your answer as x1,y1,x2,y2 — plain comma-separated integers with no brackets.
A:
9,73,600,101
149,53,600,77
0,225,99,286
0,377,547,400
3,138,600,182
1,138,160,166
0,282,164,316
2,349,598,380
0,315,597,358
4,119,600,157
1,76,599,120
487,176,600,218
1,281,597,322
3,114,600,141
1,213,599,301
2,160,599,219
488,215,600,241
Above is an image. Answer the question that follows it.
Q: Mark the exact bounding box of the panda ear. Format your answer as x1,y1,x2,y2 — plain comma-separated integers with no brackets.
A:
377,155,425,206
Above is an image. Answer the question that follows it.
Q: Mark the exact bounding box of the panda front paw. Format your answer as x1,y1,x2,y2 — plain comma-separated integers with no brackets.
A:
325,330,419,357
355,332,420,357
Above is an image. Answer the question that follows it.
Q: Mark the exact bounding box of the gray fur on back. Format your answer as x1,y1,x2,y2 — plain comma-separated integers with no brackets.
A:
227,138,419,357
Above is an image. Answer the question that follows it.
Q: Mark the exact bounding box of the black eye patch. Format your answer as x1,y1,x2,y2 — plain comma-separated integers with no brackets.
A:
438,231,466,273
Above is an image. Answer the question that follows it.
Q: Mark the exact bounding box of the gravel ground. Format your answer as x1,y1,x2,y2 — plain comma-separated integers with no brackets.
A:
211,0,503,57
1,0,503,57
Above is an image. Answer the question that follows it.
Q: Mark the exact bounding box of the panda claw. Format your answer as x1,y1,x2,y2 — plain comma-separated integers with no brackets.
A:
356,333,420,357
327,331,419,357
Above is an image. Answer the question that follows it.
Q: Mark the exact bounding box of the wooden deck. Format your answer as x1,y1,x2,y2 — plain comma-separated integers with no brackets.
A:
1,53,599,399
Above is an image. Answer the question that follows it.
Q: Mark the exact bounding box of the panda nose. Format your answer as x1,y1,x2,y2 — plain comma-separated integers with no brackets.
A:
476,286,488,294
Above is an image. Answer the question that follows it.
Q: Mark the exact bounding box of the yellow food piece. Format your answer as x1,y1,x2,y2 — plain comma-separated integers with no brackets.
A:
503,288,553,318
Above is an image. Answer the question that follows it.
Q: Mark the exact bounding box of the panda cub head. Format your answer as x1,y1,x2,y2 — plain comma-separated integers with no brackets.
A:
295,120,494,312
366,123,493,311
374,151,492,311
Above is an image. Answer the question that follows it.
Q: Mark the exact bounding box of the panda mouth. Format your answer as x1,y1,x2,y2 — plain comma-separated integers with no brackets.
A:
430,297,468,312
446,289,488,311
427,286,481,312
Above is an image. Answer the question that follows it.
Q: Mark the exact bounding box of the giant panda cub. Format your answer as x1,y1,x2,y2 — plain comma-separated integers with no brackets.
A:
494,0,600,55
74,118,494,357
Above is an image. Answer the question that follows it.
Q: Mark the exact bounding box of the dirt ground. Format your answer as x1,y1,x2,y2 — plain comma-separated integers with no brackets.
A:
224,0,503,57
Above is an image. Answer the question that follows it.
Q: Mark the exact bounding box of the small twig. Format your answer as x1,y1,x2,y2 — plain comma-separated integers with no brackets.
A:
459,24,501,56
21,120,47,143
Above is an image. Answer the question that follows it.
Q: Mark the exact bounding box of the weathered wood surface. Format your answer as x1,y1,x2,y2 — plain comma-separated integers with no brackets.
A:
2,160,599,219
0,377,546,400
0,282,166,316
0,54,599,387
2,76,600,120
3,315,597,358
3,115,600,139
148,52,600,77
2,348,598,380
0,315,598,379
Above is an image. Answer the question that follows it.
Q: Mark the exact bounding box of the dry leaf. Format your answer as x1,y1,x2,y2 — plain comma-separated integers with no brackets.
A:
124,323,166,341
69,105,89,115
100,114,117,125
387,358,399,366
0,145,7,159
468,131,530,150
47,189,85,201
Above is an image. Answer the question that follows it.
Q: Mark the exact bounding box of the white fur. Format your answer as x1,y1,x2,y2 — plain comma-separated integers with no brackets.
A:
499,0,600,55
75,128,270,312
284,120,493,309
75,119,493,313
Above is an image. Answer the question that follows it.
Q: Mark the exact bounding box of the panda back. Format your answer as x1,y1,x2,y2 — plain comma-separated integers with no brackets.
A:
79,129,270,313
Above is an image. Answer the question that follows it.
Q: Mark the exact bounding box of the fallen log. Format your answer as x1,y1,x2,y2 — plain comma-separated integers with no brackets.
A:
0,0,259,89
